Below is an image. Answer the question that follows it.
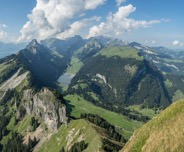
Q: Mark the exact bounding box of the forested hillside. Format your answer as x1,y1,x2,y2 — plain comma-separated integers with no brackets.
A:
67,46,171,112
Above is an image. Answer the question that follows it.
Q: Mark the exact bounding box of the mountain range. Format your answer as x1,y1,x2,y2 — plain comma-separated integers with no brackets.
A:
0,35,184,152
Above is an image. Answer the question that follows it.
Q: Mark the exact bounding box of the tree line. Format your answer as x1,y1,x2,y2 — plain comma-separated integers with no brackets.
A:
80,113,126,143
2,132,37,152
67,85,150,122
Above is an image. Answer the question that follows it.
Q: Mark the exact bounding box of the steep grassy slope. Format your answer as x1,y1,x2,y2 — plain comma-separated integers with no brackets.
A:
121,99,184,152
66,57,84,74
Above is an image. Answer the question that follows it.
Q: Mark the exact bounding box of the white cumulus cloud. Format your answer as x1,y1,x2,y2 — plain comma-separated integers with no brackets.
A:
0,30,16,43
0,24,7,29
0,24,8,41
88,4,162,38
0,30,7,39
85,0,106,10
18,0,106,42
151,40,156,44
116,0,126,6
57,16,101,39
172,40,180,46
0,24,16,43
172,40,184,47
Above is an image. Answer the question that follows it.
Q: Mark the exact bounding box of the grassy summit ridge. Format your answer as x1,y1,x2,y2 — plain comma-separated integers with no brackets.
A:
37,119,102,152
121,99,184,152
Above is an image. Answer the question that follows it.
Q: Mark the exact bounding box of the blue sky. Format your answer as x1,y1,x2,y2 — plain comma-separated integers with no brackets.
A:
0,0,183,48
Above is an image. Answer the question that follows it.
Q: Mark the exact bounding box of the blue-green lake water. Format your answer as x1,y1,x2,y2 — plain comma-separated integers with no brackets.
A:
57,73,75,87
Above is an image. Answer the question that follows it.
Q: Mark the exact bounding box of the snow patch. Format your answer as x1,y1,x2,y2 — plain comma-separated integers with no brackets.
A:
165,63,179,70
152,60,159,64
134,46,142,50
144,49,157,55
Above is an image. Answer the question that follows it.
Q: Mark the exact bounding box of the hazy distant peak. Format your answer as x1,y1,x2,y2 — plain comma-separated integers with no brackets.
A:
26,39,40,49
90,35,129,46
84,39,102,49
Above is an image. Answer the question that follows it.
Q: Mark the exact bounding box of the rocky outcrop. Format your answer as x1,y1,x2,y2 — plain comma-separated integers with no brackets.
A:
0,68,29,90
23,89,35,98
23,87,67,131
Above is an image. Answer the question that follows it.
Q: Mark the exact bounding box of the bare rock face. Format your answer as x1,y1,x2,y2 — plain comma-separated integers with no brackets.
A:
23,87,67,131
23,89,35,98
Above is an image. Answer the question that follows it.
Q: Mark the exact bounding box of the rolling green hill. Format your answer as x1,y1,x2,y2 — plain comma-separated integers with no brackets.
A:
121,99,184,152
65,94,143,139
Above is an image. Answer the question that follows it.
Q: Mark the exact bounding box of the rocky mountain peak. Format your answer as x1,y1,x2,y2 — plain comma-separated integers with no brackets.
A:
23,39,48,55
27,39,39,47
84,39,102,49
25,39,41,53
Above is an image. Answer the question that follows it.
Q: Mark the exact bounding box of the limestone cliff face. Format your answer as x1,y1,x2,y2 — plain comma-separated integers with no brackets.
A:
0,56,67,131
23,87,67,131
